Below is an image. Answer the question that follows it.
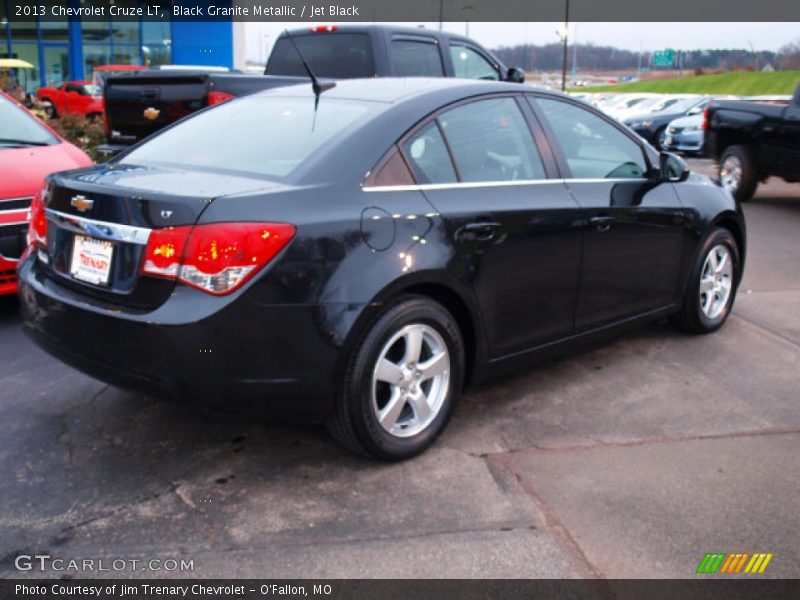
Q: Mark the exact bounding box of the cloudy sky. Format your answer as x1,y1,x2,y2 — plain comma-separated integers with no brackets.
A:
245,22,800,63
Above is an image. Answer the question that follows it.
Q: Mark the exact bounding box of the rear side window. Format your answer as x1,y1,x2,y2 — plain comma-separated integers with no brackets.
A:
391,39,444,77
438,97,545,182
266,33,375,78
449,45,499,80
120,95,377,179
534,98,647,179
401,122,457,185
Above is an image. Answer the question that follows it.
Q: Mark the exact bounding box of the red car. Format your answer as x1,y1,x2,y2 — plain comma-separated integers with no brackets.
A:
0,91,92,295
36,81,103,119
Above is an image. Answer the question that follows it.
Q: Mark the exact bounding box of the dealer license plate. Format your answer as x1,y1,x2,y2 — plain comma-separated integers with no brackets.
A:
70,235,114,285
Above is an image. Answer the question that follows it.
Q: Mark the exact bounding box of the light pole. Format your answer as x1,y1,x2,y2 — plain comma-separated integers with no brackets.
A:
560,0,570,91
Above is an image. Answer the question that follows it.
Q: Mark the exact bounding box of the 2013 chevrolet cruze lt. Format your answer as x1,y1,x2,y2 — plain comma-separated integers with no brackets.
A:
19,79,745,460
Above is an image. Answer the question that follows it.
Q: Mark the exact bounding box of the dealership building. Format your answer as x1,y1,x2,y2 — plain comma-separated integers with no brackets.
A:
0,0,245,91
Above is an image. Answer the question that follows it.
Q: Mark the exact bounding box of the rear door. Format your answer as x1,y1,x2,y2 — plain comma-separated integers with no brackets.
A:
529,95,686,331
400,95,583,357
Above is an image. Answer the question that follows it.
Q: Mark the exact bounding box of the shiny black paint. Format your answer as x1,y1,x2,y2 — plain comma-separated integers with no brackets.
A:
19,80,745,420
705,85,800,181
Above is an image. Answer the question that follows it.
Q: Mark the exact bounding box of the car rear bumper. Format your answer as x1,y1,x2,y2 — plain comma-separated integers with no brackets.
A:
664,133,704,154
18,255,344,420
0,255,18,295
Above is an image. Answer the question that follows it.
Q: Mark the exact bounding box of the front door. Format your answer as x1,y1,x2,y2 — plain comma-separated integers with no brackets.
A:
400,96,583,357
530,96,686,331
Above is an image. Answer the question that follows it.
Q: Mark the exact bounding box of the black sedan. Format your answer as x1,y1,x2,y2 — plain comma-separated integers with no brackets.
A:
18,79,745,460
624,96,709,150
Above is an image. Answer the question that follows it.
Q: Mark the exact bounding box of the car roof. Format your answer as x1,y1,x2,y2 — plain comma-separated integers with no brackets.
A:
282,24,482,46
263,77,550,105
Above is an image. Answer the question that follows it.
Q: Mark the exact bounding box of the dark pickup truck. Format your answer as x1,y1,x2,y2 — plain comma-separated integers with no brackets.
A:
705,84,800,201
99,25,524,156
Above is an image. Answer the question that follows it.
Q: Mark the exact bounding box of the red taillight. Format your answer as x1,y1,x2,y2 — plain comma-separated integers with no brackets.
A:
142,222,295,295
207,90,234,106
27,189,48,249
309,25,337,33
701,108,710,130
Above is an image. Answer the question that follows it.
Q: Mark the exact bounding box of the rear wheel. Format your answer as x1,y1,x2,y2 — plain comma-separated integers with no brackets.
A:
719,145,758,202
326,296,464,460
671,227,740,334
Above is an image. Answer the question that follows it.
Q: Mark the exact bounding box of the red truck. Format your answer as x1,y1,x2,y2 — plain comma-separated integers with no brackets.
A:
36,65,146,119
36,81,103,119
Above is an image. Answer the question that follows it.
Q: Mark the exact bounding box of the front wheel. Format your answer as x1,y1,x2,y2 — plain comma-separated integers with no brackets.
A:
655,126,668,151
671,227,740,334
326,296,464,460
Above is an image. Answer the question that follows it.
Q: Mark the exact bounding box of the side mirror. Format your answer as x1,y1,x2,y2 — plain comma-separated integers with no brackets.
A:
505,67,525,83
660,151,690,183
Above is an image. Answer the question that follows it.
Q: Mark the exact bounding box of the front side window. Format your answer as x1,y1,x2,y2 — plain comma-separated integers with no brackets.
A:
438,97,545,182
401,122,457,185
391,39,444,77
534,98,648,179
121,96,378,179
449,45,499,80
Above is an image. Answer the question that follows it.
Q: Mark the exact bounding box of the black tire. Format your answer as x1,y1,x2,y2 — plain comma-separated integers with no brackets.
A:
719,145,758,202
654,126,668,151
671,227,741,334
41,101,56,120
326,295,465,461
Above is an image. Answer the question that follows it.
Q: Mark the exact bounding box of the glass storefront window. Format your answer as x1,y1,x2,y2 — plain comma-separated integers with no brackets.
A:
9,43,40,94
83,45,109,76
9,19,37,42
113,46,142,66
112,1,140,44
42,45,69,86
82,18,112,43
39,18,69,42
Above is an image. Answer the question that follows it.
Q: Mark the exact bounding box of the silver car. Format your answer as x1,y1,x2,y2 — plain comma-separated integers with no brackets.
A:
664,113,705,155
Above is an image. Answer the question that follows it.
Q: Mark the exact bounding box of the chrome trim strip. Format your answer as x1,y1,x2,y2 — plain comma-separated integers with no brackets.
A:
0,196,33,203
45,208,152,245
363,179,562,193
363,177,650,193
0,253,20,263
0,220,29,227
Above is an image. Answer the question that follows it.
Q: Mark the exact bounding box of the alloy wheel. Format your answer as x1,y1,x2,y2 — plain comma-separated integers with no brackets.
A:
371,323,451,438
699,244,734,320
720,155,742,194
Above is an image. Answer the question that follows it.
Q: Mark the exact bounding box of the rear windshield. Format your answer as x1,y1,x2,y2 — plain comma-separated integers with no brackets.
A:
0,95,58,146
266,33,375,78
119,95,377,178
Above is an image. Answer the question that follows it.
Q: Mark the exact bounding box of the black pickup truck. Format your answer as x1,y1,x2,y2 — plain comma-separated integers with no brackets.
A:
99,25,524,156
705,83,800,201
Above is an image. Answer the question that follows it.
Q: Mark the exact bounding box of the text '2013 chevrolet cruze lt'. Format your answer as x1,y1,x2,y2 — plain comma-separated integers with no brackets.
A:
19,79,745,460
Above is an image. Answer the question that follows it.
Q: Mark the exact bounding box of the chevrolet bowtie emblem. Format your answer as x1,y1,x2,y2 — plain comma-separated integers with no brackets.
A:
143,107,160,120
70,195,94,212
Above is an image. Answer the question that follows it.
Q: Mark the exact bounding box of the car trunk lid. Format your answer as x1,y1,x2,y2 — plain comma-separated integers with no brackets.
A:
39,164,280,309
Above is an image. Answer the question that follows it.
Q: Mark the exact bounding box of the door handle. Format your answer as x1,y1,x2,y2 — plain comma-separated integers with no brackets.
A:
589,215,614,232
460,221,502,241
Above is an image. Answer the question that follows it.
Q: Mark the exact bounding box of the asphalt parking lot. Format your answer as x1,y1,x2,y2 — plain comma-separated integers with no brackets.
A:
1,159,798,579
